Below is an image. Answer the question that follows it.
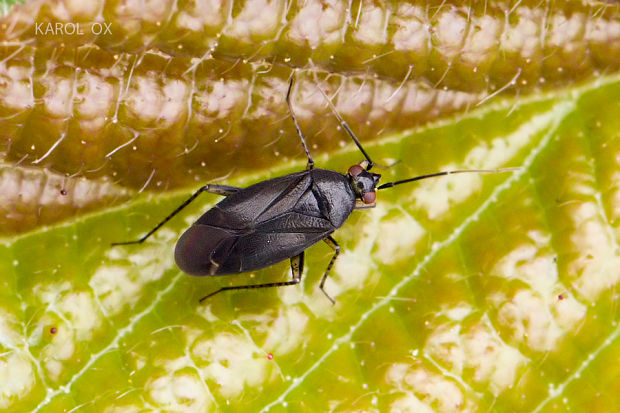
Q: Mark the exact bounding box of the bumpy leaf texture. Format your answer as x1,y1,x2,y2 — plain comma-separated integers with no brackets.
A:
1,0,620,232
0,0,618,412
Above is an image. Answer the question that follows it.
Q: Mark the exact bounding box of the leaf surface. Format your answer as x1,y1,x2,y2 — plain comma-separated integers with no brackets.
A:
1,74,619,412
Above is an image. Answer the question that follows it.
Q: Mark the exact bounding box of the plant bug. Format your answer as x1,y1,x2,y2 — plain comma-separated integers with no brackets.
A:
113,77,518,303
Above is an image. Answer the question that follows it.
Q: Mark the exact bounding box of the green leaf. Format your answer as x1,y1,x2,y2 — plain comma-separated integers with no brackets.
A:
1,74,618,412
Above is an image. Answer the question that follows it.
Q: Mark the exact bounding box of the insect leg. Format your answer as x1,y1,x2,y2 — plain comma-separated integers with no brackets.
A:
319,235,340,305
111,184,241,246
286,77,314,170
199,252,305,302
354,200,376,209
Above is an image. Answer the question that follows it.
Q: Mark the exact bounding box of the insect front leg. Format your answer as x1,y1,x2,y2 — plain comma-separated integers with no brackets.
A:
354,200,376,209
319,236,340,305
199,252,305,302
111,184,241,246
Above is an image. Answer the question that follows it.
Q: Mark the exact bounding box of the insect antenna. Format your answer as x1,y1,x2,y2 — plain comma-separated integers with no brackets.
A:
315,83,376,170
377,167,520,190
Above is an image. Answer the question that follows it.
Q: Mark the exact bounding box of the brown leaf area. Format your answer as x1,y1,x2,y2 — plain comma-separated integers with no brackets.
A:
0,164,132,234
0,0,619,234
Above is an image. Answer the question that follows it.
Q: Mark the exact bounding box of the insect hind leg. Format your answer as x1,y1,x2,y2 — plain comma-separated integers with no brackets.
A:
111,184,241,246
199,252,305,302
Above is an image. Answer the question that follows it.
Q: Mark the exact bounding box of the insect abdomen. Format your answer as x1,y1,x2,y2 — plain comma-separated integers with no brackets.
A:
174,224,237,276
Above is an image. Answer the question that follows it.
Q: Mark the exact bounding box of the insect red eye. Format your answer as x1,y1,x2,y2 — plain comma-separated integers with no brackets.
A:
362,191,376,204
348,165,364,176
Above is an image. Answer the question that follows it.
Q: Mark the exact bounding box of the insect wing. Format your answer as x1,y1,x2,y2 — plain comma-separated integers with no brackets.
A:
174,224,237,276
227,208,336,273
196,171,312,229
222,229,330,274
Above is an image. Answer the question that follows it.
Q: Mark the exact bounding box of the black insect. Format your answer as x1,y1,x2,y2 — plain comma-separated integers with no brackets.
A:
113,78,516,303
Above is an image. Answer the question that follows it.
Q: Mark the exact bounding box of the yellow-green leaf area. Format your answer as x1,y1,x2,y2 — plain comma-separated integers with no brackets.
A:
1,75,618,412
